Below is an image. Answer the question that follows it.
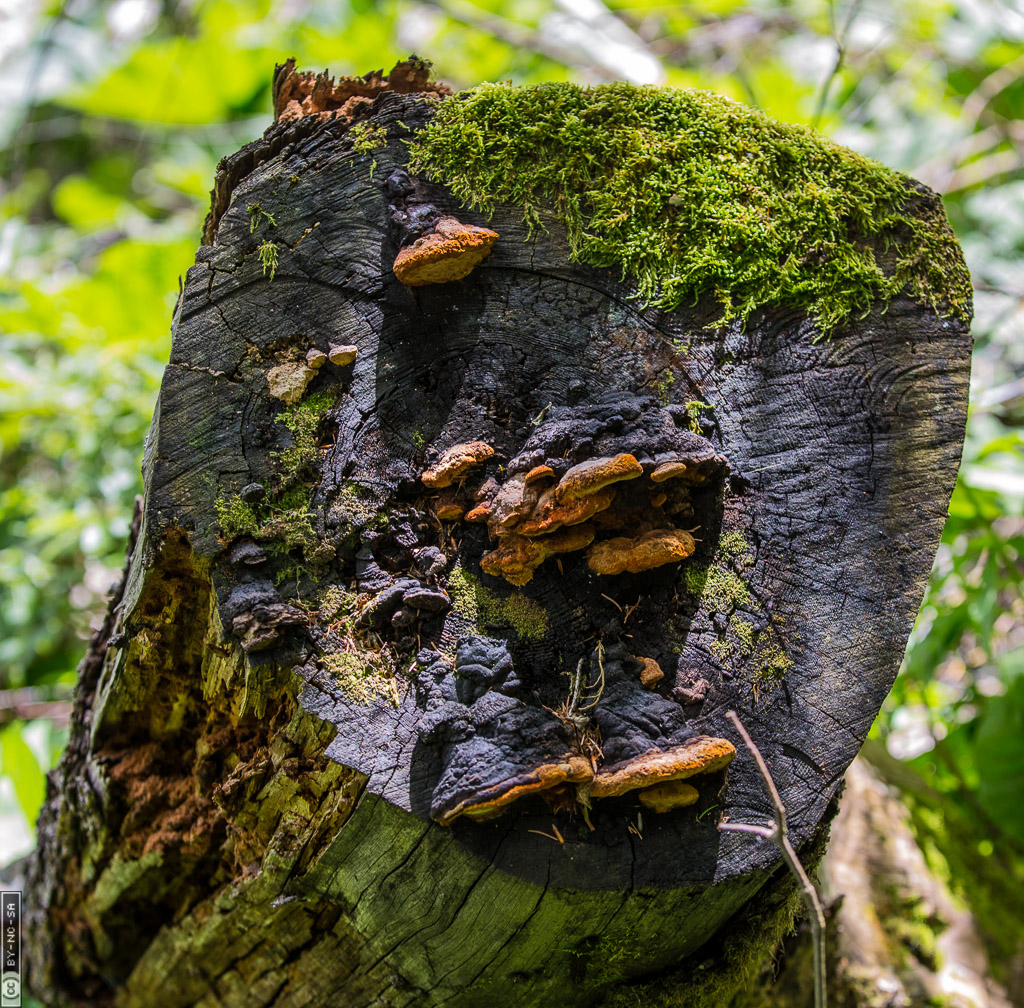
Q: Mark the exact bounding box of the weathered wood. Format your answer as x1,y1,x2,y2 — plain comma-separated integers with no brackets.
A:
26,61,971,1008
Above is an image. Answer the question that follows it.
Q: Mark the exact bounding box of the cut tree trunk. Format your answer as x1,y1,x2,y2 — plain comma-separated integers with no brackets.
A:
25,60,972,1008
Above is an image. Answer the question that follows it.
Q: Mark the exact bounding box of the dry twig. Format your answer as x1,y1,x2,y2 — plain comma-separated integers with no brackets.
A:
719,709,827,1008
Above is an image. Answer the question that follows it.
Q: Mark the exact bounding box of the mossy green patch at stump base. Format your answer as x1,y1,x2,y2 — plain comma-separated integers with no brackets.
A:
409,82,971,333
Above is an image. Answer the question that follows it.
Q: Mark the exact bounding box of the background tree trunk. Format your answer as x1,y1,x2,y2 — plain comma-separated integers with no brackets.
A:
24,61,972,1008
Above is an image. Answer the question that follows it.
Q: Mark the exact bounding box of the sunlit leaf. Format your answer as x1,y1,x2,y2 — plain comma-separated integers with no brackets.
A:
0,723,46,826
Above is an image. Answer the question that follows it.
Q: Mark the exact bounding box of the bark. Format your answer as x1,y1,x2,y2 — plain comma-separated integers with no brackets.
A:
25,61,972,1008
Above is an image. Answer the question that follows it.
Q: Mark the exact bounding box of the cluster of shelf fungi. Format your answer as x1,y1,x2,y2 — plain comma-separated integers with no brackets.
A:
409,403,738,827
252,210,744,831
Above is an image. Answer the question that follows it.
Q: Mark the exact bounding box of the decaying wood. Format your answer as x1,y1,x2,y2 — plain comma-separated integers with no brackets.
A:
26,60,972,1008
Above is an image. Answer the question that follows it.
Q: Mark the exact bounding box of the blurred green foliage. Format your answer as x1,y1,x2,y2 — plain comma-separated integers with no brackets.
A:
0,0,1021,952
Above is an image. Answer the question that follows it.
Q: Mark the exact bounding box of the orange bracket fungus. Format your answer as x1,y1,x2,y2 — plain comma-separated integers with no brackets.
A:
435,756,594,827
650,460,689,482
517,485,615,537
638,657,665,689
393,216,499,286
587,528,697,576
638,780,700,813
589,737,736,799
554,453,643,502
421,440,495,488
480,524,596,586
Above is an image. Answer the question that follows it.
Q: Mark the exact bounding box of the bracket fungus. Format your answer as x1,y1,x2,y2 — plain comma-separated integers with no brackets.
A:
421,441,495,488
650,460,690,483
587,528,697,576
393,215,499,286
589,737,736,799
328,344,358,366
638,780,700,813
638,657,665,689
555,453,643,502
517,485,615,537
435,755,594,827
480,525,596,586
417,400,729,587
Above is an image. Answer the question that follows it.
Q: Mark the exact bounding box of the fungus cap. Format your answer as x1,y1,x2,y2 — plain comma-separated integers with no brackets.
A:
638,657,664,689
393,216,499,286
587,528,696,575
480,523,595,585
518,486,615,537
436,756,594,826
422,441,495,488
328,344,358,366
524,465,555,484
488,477,539,530
650,461,689,482
555,453,643,502
638,780,700,813
589,736,736,798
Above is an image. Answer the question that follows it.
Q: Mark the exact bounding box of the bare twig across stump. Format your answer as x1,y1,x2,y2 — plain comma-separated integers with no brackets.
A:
720,709,827,1008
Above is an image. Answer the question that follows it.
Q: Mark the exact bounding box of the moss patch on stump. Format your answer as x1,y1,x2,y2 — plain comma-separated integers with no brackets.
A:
409,82,970,333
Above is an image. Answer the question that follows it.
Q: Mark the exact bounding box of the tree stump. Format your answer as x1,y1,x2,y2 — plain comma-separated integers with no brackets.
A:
26,60,972,1008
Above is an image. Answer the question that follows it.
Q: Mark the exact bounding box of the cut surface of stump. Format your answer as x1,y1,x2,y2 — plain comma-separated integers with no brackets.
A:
26,58,972,1008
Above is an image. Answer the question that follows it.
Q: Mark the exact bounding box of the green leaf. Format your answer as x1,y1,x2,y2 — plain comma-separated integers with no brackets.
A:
0,723,46,826
975,677,1024,845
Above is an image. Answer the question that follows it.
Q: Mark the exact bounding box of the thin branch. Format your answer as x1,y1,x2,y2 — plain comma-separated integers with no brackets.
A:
719,710,827,1008
811,0,864,129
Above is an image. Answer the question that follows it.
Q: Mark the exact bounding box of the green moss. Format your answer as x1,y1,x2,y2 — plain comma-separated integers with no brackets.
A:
215,495,259,538
653,369,675,405
448,565,549,639
217,419,324,559
349,122,387,154
322,649,398,705
330,482,382,526
718,531,753,562
263,494,316,550
685,562,751,612
272,392,334,479
319,586,357,621
257,240,278,280
683,400,712,433
248,202,276,233
409,82,970,333
748,625,794,687
487,591,549,639
879,884,944,971
685,536,792,690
